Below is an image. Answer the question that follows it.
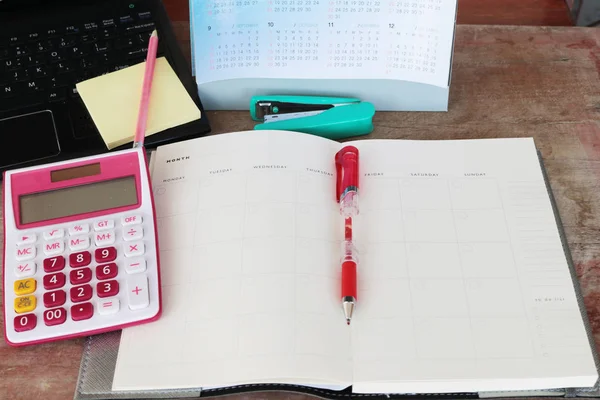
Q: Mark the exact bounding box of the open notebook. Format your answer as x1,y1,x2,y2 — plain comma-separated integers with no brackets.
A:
109,130,598,395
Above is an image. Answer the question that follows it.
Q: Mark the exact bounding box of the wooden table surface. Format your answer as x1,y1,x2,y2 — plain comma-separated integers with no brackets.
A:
2,4,600,400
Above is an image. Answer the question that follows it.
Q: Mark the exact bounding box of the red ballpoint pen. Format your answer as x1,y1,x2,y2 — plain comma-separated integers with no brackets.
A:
335,145,359,325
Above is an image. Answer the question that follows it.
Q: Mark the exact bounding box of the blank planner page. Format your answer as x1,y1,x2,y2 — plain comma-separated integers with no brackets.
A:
112,130,352,391
349,138,598,393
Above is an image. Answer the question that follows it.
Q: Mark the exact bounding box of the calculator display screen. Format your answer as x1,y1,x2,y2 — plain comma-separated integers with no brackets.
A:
19,176,138,225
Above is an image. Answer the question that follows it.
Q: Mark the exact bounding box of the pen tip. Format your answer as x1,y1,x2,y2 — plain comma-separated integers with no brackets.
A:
346,319,351,325
151,29,158,37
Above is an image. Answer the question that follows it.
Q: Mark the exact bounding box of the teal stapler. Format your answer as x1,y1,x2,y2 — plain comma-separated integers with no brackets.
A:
250,95,376,140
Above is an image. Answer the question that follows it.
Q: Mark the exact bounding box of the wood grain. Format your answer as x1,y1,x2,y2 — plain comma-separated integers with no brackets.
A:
2,23,600,400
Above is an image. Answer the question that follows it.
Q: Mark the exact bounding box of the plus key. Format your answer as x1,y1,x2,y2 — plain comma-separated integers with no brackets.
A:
126,275,149,310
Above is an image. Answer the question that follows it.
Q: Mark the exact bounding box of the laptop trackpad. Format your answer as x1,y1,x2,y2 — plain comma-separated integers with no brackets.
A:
0,110,61,169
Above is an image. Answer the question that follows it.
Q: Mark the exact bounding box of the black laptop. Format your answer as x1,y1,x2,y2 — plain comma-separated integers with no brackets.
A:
0,0,210,175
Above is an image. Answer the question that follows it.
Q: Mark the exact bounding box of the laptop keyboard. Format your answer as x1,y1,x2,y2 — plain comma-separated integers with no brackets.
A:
0,7,164,138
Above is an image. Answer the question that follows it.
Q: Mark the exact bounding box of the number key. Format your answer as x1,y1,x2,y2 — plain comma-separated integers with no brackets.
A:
69,251,91,267
96,263,118,280
14,314,37,332
95,247,116,263
97,280,119,298
43,272,66,290
70,284,93,303
43,290,66,308
69,268,91,285
43,307,66,326
43,256,65,272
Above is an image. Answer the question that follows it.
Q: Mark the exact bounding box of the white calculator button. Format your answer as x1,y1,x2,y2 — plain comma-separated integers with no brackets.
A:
15,262,36,278
68,236,90,251
127,275,149,310
124,241,144,258
121,214,143,226
16,233,36,246
94,219,114,231
94,231,116,247
68,223,89,236
43,228,64,240
125,258,146,274
123,226,143,242
15,245,36,261
43,240,64,256
97,298,120,315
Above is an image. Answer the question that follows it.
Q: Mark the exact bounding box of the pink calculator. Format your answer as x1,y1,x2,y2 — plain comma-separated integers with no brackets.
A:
2,148,162,347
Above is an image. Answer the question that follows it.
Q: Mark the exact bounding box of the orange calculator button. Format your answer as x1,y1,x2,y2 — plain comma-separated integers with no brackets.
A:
14,295,36,314
14,278,36,295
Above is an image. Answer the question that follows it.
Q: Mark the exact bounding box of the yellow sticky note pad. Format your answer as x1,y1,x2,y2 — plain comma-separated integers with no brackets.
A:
76,57,201,149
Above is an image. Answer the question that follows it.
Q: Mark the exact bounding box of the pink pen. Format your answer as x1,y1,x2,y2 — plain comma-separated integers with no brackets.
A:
133,29,158,149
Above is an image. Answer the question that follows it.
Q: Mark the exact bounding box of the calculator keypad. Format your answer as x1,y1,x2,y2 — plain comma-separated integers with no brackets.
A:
10,213,152,335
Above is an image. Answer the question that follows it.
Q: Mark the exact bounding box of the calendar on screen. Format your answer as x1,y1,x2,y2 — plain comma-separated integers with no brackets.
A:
190,0,457,87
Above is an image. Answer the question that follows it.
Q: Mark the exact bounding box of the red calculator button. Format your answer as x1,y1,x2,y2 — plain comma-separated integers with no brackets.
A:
43,290,66,308
70,267,92,285
95,247,116,263
43,272,66,290
69,251,91,267
43,256,65,273
96,263,118,280
43,308,67,326
97,280,119,298
14,313,37,332
71,302,94,321
70,284,93,303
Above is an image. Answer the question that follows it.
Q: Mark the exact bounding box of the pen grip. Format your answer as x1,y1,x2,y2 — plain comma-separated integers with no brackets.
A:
342,260,357,299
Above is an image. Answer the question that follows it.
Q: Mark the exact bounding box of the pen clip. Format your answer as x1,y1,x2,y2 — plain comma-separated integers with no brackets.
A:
335,150,343,203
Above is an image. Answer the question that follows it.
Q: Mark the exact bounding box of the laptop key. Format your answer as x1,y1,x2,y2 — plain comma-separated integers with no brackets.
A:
25,79,48,94
81,34,98,43
10,69,29,82
4,58,22,71
115,37,135,50
69,44,91,58
98,27,118,40
8,36,23,46
126,47,147,59
13,45,32,57
124,22,155,35
27,33,41,42
50,74,72,89
48,88,67,103
58,37,78,48
34,41,52,53
46,29,60,38
28,65,49,78
83,23,99,32
1,83,20,99
55,61,73,74
80,57,97,70
48,50,66,63
65,25,80,35
24,55,44,67
101,18,116,28
137,11,152,20
94,41,111,54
